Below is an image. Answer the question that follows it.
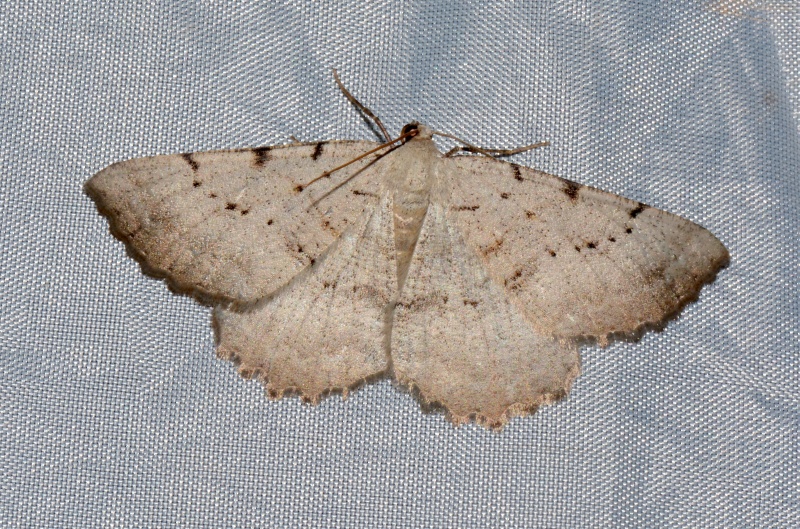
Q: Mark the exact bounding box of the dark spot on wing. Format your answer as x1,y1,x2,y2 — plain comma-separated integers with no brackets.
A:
181,153,199,172
608,236,616,242
629,202,647,218
352,189,378,198
209,193,217,199
252,146,272,167
311,142,325,160
525,210,536,219
322,281,337,289
500,192,509,199
548,249,557,257
512,165,523,181
225,203,237,210
192,180,202,188
240,209,250,216
442,295,448,304
642,264,667,286
504,269,524,290
625,227,633,234
297,245,303,253
454,205,480,211
321,219,340,235
587,241,596,249
481,237,504,256
267,219,273,225
563,181,581,202
294,185,304,193
575,245,581,252
463,299,479,307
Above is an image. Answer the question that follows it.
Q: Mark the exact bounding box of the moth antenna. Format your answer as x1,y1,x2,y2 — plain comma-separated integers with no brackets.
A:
333,69,391,142
432,130,550,157
299,128,418,192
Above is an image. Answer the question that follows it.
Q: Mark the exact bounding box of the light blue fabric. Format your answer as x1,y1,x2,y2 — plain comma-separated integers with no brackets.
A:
1,1,797,527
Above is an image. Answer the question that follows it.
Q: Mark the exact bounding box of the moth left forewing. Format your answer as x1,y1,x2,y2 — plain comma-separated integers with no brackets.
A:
86,140,386,304
442,155,729,341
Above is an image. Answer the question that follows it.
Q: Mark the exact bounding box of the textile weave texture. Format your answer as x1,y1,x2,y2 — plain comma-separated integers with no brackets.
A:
1,1,798,527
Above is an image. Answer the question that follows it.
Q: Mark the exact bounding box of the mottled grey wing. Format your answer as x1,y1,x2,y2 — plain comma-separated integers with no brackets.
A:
443,156,729,341
214,192,397,401
86,140,386,304
391,201,580,428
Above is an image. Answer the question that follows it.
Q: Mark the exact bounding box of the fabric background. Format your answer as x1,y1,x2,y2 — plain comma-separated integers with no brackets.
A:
1,1,798,527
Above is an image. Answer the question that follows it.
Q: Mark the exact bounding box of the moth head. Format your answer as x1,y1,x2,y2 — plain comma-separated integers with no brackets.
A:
400,122,433,141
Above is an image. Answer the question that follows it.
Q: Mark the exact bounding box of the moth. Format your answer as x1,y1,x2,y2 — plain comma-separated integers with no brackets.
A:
86,74,728,428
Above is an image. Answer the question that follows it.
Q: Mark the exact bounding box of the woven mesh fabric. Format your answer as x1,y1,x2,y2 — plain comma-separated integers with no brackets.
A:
1,1,798,527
